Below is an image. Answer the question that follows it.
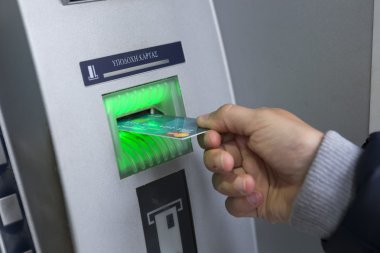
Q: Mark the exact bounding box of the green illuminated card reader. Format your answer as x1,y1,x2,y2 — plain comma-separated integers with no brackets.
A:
103,76,192,178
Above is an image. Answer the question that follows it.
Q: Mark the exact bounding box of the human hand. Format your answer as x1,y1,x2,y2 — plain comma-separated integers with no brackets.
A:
197,104,323,223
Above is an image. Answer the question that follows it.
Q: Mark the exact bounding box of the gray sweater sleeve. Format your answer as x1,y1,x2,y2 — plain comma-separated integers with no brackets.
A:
290,131,362,238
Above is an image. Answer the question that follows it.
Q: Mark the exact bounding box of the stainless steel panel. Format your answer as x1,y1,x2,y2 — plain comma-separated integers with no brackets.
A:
0,0,257,252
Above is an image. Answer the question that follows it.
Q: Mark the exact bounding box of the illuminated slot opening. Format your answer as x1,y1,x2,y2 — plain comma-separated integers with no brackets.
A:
116,108,163,123
103,76,192,179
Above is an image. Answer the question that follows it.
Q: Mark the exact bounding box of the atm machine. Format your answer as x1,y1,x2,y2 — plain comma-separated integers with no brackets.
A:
0,0,258,252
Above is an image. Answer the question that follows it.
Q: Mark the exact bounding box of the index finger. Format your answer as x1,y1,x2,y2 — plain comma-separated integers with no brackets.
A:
197,104,257,136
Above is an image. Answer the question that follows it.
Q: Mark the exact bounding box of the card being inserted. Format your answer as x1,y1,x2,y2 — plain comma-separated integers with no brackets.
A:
117,114,208,140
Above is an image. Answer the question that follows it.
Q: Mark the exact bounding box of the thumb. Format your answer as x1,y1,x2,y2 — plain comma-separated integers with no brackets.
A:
197,104,257,136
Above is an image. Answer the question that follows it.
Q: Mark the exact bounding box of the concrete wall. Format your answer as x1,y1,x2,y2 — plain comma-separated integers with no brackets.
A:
213,0,374,252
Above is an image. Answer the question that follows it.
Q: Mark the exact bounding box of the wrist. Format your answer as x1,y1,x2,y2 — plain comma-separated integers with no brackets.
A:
290,131,362,237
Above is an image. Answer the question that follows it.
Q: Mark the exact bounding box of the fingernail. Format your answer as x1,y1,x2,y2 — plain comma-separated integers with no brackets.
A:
247,192,262,207
237,177,246,195
197,113,210,123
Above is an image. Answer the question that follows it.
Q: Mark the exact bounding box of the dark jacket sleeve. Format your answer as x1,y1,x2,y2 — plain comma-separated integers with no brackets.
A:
322,132,380,253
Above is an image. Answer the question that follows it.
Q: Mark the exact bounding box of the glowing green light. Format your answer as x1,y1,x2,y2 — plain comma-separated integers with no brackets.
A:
103,77,192,178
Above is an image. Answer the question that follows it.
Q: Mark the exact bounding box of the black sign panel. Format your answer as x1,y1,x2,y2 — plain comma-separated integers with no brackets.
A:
80,42,185,86
136,170,197,253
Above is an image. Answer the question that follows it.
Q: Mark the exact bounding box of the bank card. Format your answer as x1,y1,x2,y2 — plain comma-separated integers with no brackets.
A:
117,114,208,140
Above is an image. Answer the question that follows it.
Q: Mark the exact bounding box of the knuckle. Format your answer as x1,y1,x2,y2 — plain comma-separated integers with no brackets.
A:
225,198,243,218
218,104,234,115
204,150,220,172
257,107,275,115
256,107,289,121
272,107,288,115
211,174,220,190
203,151,212,168
227,207,243,218
197,134,205,148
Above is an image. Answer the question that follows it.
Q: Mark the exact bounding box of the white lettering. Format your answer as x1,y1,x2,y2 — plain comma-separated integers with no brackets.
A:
111,51,159,67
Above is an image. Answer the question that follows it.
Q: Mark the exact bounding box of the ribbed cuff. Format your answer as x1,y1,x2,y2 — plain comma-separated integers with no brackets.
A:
290,131,362,238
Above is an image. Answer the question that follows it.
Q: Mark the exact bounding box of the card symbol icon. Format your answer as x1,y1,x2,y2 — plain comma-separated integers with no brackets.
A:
87,65,99,81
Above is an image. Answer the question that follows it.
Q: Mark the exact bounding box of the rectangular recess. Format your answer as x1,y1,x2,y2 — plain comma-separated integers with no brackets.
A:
103,77,192,178
136,170,198,253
